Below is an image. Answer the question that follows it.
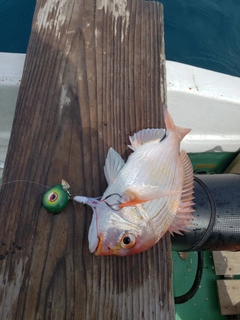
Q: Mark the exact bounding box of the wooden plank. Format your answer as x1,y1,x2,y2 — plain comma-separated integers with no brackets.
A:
213,251,240,275
0,0,174,319
225,153,240,174
217,280,240,315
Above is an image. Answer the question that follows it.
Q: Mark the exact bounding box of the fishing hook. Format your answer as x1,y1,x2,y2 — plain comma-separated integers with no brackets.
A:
102,193,123,211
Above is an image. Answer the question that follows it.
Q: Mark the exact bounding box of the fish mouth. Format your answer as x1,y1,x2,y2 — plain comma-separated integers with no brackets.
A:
95,234,121,256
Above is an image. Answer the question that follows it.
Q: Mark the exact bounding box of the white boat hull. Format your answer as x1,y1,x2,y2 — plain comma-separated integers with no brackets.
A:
0,53,240,171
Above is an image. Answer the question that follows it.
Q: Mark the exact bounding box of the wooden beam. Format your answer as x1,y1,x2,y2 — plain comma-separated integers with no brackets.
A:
213,251,240,276
0,0,174,319
217,280,240,315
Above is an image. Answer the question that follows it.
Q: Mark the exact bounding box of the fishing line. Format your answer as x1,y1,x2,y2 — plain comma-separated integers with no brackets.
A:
0,179,72,214
0,180,49,189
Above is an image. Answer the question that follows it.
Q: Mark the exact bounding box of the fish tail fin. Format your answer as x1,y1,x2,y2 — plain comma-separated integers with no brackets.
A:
163,105,191,141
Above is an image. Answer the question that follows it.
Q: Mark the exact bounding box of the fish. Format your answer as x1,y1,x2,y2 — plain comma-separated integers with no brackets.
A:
74,105,194,256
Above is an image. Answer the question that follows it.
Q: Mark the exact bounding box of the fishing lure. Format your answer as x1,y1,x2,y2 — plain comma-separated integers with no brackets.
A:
42,179,72,213
1,160,71,214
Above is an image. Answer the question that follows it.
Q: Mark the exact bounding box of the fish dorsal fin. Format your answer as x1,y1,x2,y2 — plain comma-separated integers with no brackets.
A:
168,150,195,235
128,128,165,151
120,185,181,208
104,148,125,185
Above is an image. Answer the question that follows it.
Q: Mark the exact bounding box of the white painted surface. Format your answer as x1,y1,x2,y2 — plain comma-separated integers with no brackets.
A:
0,53,25,171
0,52,25,83
167,61,240,152
0,54,239,173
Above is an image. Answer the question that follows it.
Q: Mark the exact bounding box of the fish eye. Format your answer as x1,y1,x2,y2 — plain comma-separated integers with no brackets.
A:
120,233,136,249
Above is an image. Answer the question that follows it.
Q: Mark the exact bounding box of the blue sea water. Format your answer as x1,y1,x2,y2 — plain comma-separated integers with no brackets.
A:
0,0,36,53
0,0,240,77
161,0,240,77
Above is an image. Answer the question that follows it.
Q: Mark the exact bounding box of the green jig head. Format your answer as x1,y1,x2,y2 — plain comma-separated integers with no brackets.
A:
42,179,72,213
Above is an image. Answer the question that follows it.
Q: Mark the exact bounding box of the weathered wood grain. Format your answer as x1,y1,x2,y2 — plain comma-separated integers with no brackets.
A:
217,280,240,315
0,0,174,319
213,251,240,275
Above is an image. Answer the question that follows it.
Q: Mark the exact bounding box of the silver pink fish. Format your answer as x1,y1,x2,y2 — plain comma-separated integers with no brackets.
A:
75,106,194,256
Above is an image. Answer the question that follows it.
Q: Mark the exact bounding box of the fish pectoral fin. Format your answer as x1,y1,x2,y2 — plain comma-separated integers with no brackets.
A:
104,148,125,185
128,128,166,150
168,150,195,235
121,185,181,208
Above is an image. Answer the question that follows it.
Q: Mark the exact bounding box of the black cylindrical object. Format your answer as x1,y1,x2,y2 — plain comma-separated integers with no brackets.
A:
171,174,240,251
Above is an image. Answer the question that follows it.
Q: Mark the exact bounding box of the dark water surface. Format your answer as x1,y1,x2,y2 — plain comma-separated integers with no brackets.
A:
0,0,240,77
161,0,240,77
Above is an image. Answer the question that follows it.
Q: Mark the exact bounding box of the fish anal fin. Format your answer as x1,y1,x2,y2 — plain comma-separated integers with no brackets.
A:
168,150,195,235
104,148,125,185
168,210,194,235
128,128,165,150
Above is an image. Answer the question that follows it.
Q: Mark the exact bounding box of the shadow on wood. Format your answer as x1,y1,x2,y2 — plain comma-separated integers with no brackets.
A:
0,0,174,319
